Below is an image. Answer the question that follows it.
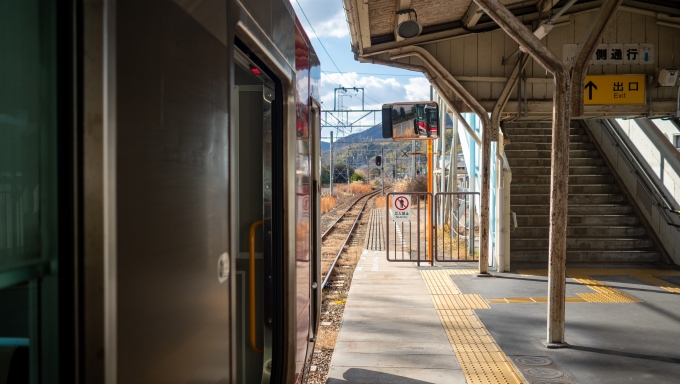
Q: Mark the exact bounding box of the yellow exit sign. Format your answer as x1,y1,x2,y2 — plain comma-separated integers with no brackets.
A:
583,74,646,105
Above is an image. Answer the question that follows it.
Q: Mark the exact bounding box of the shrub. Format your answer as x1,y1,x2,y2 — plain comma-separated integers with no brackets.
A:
349,172,364,182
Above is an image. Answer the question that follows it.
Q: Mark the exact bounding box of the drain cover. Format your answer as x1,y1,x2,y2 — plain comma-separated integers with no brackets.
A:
514,356,552,366
533,382,569,384
525,368,564,379
510,355,574,383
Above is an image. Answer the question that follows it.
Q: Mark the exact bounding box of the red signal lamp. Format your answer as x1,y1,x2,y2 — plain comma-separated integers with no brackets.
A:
250,66,262,75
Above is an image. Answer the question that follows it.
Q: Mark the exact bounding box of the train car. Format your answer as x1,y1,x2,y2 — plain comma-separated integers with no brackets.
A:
0,0,321,383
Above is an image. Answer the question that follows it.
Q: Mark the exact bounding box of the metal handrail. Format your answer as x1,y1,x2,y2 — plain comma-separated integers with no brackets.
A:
597,119,680,228
249,220,264,354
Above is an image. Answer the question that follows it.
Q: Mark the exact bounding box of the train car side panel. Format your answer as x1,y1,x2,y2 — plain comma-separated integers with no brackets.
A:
115,1,231,381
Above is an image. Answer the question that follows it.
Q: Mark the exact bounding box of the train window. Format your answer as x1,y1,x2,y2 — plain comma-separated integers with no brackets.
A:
1,0,63,381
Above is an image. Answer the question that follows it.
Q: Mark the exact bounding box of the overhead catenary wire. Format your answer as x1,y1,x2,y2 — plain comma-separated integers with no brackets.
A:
294,0,353,86
321,72,381,106
294,0,382,106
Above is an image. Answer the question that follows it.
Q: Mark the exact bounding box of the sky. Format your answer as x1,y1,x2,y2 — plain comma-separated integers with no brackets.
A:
290,0,431,139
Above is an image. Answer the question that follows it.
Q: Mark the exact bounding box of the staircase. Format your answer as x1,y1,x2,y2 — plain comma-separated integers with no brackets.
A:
504,121,661,263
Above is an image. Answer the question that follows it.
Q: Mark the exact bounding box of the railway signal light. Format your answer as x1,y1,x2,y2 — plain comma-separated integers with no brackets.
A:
375,156,382,166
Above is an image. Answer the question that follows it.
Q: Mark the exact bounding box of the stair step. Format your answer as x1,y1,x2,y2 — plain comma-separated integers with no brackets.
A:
516,215,640,226
508,134,590,143
504,120,660,264
511,166,610,176
503,127,584,135
511,194,626,205
512,226,646,238
503,121,580,129
505,149,600,158
511,184,620,194
511,204,632,215
512,175,614,184
508,158,605,167
511,237,655,250
506,142,594,151
511,250,661,263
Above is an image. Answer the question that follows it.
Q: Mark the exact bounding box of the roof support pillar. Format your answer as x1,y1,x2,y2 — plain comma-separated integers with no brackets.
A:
389,46,492,277
570,0,623,117
473,0,572,347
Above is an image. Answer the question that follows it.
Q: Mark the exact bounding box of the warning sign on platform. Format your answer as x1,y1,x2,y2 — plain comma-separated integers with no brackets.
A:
391,195,411,222
583,74,646,105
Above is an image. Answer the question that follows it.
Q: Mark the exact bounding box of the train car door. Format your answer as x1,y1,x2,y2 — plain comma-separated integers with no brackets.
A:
231,45,280,384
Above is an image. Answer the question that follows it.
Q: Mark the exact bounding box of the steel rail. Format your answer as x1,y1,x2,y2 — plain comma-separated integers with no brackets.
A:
321,191,378,289
321,189,382,239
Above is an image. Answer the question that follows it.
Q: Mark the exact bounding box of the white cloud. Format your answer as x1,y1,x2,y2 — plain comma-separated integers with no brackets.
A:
403,77,432,101
293,0,349,38
319,72,428,135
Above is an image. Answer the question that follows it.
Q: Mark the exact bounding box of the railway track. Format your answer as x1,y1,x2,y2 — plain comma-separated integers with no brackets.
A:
320,189,381,289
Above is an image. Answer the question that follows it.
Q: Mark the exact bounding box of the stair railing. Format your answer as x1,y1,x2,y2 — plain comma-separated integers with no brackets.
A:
596,119,680,228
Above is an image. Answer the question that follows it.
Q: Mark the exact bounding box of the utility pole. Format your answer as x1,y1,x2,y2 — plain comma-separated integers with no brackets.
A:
381,146,384,196
411,141,416,178
329,130,334,195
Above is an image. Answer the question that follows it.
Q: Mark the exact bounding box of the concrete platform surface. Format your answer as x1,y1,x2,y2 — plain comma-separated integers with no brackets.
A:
327,250,466,384
327,249,680,384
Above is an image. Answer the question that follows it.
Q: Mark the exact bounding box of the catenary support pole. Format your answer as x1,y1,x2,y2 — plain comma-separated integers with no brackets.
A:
570,0,623,117
330,130,334,195
473,0,571,347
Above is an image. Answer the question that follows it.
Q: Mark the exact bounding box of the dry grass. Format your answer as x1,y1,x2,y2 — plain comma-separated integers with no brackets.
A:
349,182,372,195
394,178,410,192
374,195,386,209
321,195,338,214
434,228,472,258
332,182,373,200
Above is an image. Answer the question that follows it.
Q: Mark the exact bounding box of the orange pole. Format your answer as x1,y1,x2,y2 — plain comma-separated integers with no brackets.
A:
249,220,264,354
427,140,433,264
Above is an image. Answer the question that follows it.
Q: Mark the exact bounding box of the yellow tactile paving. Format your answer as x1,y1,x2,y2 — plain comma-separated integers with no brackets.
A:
419,269,524,384
515,269,680,303
633,275,680,294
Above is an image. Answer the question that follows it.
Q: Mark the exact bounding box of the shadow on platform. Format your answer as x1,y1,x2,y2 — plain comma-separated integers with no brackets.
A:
326,368,434,384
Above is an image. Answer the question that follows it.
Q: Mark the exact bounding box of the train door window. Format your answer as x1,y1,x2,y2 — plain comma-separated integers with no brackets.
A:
232,46,277,384
1,1,68,382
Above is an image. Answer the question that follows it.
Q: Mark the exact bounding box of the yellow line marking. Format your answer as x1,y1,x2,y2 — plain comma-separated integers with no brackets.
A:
487,297,589,303
420,269,523,384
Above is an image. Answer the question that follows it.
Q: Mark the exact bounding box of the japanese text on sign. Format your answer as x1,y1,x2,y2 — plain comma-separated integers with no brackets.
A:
563,43,654,69
391,195,411,222
583,74,646,105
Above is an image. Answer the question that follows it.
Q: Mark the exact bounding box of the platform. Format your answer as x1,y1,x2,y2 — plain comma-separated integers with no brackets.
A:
328,248,680,383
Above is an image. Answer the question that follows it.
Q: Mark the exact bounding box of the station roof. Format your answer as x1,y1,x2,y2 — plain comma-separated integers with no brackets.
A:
344,0,680,118
346,0,680,56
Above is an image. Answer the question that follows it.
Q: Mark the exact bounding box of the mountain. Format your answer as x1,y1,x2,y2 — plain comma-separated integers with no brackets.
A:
320,113,453,150
321,123,386,150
